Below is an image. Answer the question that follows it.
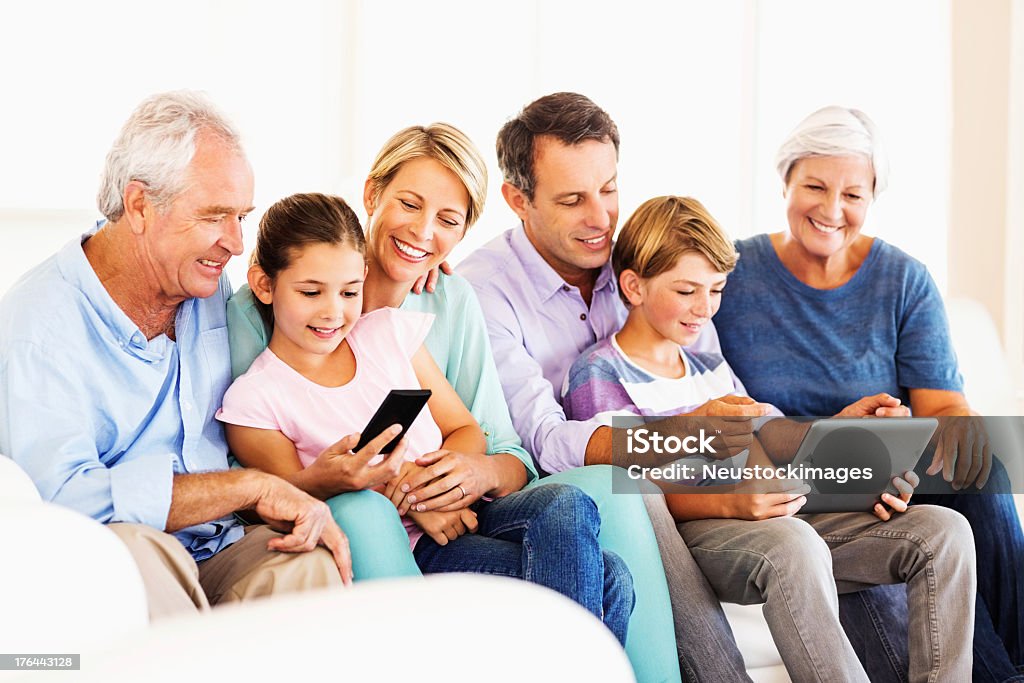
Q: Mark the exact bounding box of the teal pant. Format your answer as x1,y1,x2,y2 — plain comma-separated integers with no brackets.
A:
328,465,678,683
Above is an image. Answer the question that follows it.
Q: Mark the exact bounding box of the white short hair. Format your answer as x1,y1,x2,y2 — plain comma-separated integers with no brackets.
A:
97,90,243,222
774,106,889,198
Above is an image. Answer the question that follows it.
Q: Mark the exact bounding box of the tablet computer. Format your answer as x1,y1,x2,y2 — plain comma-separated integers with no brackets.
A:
790,417,938,513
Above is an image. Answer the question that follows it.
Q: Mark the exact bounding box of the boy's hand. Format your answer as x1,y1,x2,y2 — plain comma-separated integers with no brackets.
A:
873,471,919,522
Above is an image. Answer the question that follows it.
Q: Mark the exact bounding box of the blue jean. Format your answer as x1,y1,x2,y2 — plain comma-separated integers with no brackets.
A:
839,457,1024,682
412,482,636,646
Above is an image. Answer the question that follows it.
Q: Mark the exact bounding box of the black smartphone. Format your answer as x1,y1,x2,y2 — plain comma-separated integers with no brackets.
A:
353,389,432,453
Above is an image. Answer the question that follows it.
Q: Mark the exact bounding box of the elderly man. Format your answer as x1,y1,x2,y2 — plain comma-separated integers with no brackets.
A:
0,91,374,618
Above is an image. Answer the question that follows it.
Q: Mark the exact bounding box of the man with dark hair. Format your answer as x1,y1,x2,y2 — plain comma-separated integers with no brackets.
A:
460,92,766,682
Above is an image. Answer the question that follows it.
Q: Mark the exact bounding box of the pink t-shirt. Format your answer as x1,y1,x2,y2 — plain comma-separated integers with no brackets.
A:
216,307,440,547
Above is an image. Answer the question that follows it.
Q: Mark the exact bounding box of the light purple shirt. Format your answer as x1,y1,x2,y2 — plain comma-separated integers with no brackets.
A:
459,225,730,473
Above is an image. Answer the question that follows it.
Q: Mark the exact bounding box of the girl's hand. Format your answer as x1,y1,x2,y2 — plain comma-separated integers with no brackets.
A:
408,508,479,546
400,450,497,514
305,428,407,493
872,470,919,522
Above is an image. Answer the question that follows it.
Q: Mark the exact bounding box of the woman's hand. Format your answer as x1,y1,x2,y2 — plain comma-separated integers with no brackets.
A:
408,508,479,546
872,470,919,521
925,417,992,490
837,393,910,418
397,450,498,514
384,460,425,510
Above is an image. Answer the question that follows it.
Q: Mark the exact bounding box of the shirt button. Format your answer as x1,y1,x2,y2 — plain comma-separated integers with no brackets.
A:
580,313,587,321
562,285,570,292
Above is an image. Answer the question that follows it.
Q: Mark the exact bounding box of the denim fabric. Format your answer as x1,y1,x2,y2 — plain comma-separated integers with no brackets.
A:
326,490,421,581
412,483,635,646
532,466,680,683
840,457,1024,682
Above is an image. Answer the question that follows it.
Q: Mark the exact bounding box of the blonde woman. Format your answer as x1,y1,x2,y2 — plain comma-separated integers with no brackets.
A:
227,124,681,681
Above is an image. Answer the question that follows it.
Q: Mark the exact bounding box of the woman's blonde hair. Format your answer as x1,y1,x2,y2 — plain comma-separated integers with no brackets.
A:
366,123,487,228
612,196,738,307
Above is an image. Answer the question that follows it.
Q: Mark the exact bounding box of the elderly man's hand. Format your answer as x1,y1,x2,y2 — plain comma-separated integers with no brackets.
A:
254,474,354,585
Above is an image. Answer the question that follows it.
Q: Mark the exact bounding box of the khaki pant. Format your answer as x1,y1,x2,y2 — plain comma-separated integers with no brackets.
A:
108,523,342,620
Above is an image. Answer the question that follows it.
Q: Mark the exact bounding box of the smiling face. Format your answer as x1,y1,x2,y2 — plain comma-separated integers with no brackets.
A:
364,156,470,286
506,136,618,283
784,154,874,261
141,133,255,303
255,242,367,366
630,251,727,347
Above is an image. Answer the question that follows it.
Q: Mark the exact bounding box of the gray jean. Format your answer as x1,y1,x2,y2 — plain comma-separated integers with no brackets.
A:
646,496,976,683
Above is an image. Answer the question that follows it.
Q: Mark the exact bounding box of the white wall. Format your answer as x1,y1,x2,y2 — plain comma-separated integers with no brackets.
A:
0,0,952,291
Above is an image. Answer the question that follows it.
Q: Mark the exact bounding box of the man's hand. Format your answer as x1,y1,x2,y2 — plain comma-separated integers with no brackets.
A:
253,475,354,585
837,393,910,418
411,261,453,294
408,508,478,546
721,478,810,520
302,426,407,495
396,450,497,514
872,471,919,522
926,417,992,490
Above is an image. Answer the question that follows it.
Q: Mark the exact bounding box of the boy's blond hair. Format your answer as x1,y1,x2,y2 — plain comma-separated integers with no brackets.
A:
612,196,738,307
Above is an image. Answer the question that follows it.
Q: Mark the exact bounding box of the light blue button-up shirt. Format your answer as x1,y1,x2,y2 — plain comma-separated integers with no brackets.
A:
459,225,732,474
0,228,242,561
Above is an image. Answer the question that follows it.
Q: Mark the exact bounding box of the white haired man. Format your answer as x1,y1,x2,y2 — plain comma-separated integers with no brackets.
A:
0,92,392,618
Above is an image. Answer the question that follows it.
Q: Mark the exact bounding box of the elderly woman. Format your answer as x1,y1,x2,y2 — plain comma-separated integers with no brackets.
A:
713,106,1023,682
226,124,678,683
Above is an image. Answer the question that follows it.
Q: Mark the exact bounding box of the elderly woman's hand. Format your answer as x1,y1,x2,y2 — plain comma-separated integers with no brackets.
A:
925,417,992,490
837,393,911,418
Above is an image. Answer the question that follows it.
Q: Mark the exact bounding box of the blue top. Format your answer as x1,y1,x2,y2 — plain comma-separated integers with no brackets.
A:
225,272,538,483
0,228,243,561
713,233,963,416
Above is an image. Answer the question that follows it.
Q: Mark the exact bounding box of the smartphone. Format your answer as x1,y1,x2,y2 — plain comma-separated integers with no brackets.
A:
353,389,432,454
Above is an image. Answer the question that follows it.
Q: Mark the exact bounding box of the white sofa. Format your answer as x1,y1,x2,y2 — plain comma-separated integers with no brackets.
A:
0,457,634,682
1,297,1020,683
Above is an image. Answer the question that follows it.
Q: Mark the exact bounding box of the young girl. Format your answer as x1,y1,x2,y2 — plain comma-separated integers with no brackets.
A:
562,195,976,682
216,192,633,645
